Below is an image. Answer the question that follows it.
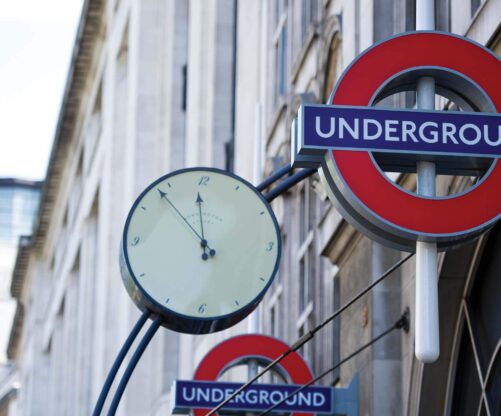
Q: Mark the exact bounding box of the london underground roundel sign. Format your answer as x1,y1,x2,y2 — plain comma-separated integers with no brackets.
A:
170,335,333,416
293,32,501,251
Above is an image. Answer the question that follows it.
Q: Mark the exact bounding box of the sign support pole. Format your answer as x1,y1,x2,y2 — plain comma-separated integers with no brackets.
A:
415,0,440,362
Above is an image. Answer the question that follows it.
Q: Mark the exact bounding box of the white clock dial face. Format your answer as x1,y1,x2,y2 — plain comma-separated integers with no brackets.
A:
123,169,280,322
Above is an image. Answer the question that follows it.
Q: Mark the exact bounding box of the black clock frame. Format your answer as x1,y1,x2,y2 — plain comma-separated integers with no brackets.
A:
120,166,282,334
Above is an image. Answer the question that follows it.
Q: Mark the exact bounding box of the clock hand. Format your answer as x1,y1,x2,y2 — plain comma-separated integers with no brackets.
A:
196,192,216,260
158,188,216,257
196,192,208,259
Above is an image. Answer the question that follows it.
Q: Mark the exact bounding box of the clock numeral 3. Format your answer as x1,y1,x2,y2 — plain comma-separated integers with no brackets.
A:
266,241,274,252
198,304,207,313
131,236,140,246
198,176,210,186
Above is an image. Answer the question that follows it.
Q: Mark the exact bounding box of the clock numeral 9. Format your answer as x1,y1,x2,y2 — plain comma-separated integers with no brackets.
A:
266,241,275,252
198,304,207,313
131,236,140,246
198,176,210,186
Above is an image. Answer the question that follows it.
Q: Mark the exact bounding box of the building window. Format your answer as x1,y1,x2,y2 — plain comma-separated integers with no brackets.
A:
0,182,40,244
297,179,317,369
267,234,284,340
267,284,283,383
471,0,484,17
267,283,283,339
299,244,315,312
299,179,316,242
67,152,83,226
298,181,316,314
300,0,317,44
272,0,288,108
270,306,277,337
291,0,318,60
297,306,315,368
298,180,317,308
449,224,501,414
83,81,102,175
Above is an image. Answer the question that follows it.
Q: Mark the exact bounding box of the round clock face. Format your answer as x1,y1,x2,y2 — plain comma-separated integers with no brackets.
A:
120,167,281,334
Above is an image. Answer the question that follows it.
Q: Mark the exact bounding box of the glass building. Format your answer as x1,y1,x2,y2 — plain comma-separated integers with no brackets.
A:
0,179,41,246
0,178,41,364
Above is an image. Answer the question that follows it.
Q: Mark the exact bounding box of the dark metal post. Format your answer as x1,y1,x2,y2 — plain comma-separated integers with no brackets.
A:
264,168,316,202
256,163,292,191
92,310,151,416
106,317,162,415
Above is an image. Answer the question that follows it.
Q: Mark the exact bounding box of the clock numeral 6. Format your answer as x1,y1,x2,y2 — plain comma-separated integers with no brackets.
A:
266,241,275,252
198,176,210,186
198,303,207,313
131,236,140,246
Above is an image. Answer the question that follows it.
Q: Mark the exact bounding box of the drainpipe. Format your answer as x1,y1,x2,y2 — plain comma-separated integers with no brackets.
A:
225,0,238,172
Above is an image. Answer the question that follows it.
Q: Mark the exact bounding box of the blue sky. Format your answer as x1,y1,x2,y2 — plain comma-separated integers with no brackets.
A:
0,0,83,180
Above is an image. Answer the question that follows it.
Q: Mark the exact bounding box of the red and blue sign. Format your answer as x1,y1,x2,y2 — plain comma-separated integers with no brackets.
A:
293,32,501,251
172,380,332,414
170,334,335,416
171,334,332,416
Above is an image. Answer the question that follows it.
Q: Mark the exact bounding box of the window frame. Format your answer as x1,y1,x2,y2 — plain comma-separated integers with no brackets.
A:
271,1,288,110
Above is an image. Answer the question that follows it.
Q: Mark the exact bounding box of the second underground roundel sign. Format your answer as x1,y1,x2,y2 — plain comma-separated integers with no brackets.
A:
295,32,501,251
171,334,330,416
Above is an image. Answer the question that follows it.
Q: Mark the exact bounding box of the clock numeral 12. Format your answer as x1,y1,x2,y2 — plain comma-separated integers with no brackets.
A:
198,176,210,186
198,304,207,313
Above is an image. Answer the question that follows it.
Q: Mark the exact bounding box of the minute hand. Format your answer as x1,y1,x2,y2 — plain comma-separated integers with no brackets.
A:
196,192,206,243
158,189,214,250
196,193,216,259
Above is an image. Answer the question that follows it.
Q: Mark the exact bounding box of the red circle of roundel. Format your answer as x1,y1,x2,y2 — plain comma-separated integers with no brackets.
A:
193,334,314,416
329,32,501,244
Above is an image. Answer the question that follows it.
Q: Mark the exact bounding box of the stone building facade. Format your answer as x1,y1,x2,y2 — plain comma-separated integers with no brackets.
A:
6,0,501,415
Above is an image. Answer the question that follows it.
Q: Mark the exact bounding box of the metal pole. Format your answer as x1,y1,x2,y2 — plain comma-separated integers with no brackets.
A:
106,317,162,415
256,163,292,192
415,0,439,363
264,168,316,202
92,310,151,416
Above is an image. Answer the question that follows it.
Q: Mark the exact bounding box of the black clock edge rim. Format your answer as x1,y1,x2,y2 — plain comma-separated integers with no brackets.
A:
120,166,282,334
